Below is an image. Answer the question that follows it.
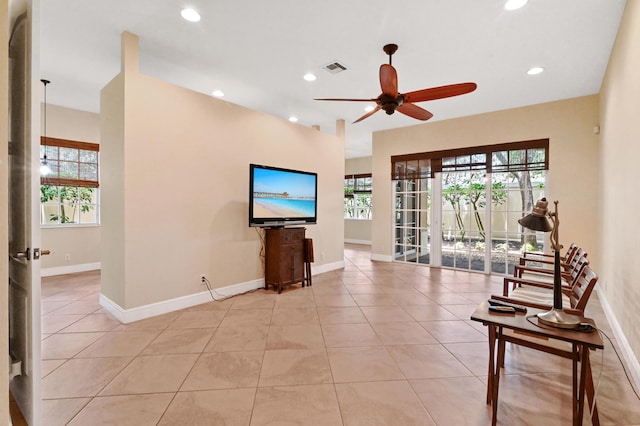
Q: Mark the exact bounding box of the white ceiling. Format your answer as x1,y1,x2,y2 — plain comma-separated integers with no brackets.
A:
40,0,627,158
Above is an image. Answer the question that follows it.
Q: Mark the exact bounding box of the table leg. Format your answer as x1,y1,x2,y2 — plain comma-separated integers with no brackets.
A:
492,327,504,426
576,344,589,426
572,344,578,425
486,325,496,405
584,348,599,425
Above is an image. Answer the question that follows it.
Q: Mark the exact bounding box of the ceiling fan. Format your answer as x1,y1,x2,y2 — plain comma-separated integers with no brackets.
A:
315,44,477,123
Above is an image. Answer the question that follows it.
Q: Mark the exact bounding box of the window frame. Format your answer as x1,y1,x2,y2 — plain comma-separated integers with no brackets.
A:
344,173,372,220
40,136,100,226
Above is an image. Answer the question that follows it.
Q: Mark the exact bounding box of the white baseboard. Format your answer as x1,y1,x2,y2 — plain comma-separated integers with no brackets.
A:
98,260,346,324
370,253,393,262
597,289,640,391
311,260,345,275
100,278,266,324
344,239,371,245
42,262,101,277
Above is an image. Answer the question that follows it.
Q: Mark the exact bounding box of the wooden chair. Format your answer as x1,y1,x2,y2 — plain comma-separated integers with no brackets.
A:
518,242,578,270
511,247,588,285
495,264,598,316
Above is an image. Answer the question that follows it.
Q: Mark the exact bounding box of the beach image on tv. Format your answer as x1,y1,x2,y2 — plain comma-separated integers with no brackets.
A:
252,168,316,218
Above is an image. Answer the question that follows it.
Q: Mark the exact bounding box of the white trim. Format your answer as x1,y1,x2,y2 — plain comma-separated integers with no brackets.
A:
311,260,345,275
98,260,346,324
371,253,393,262
41,262,101,277
344,239,371,245
598,289,640,391
100,278,266,324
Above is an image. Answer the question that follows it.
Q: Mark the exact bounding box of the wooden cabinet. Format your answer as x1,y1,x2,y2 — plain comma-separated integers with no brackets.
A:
264,227,305,293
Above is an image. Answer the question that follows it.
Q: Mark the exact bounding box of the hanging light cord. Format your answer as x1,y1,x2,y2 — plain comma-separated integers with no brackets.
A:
41,79,50,162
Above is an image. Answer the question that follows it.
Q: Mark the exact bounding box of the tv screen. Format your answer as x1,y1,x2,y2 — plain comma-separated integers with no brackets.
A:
249,164,317,227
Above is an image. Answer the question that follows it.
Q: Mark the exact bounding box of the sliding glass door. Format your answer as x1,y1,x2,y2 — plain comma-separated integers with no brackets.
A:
392,140,548,275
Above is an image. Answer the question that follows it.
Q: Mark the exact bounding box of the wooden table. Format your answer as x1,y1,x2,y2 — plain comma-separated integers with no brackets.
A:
470,301,604,426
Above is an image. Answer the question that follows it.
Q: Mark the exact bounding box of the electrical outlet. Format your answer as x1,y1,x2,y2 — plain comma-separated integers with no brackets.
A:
64,253,71,261
200,274,206,284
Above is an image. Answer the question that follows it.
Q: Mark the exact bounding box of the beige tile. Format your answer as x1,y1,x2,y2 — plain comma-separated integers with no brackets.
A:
440,303,481,320
259,349,332,386
274,294,316,308
100,354,199,395
314,294,358,307
41,314,85,334
403,304,459,321
360,306,414,323
443,342,490,376
113,311,180,331
142,328,215,355
419,320,487,343
181,351,263,390
41,300,71,315
251,384,343,426
327,346,404,383
345,284,386,294
168,310,227,329
218,308,272,327
50,299,102,315
158,389,255,426
229,292,276,309
41,398,91,426
335,381,435,425
41,359,65,378
351,293,399,306
68,393,174,426
41,357,132,398
76,331,159,357
386,344,472,379
371,322,438,345
205,324,268,352
60,313,121,332
41,332,105,359
411,377,491,425
317,307,367,325
266,324,325,349
271,307,319,325
321,323,382,347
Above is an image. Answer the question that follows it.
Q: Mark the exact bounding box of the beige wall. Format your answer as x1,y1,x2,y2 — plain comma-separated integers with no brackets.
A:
1,0,10,421
371,95,601,265
345,156,372,243
41,104,101,270
101,35,344,309
599,0,640,370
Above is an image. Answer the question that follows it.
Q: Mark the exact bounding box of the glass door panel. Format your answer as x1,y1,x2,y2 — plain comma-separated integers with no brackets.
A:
394,178,431,264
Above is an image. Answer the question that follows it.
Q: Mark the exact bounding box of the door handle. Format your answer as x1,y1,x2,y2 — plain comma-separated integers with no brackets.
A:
10,248,30,261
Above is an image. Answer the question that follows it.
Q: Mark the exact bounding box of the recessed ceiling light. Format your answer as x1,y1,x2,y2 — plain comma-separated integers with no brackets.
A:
212,90,224,97
303,73,317,82
505,0,528,11
181,8,201,22
288,116,299,123
527,67,544,75
364,105,375,112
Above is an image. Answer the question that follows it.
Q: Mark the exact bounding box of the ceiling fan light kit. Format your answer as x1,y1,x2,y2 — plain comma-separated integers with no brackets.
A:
315,44,477,123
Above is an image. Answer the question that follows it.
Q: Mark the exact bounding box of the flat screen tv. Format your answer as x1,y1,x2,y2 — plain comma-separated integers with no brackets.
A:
249,164,317,228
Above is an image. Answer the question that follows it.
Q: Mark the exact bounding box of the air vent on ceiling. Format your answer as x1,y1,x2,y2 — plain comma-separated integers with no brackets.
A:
322,61,348,74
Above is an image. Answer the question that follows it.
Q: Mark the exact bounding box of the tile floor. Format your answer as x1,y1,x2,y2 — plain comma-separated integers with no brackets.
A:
39,244,640,425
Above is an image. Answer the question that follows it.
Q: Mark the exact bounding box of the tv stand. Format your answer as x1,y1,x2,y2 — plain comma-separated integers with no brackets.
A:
264,227,305,293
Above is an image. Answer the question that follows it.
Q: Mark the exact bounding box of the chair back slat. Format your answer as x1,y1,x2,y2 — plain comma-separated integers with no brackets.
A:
570,267,598,313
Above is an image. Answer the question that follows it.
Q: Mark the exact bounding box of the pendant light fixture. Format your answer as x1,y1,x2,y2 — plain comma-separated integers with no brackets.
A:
40,78,52,176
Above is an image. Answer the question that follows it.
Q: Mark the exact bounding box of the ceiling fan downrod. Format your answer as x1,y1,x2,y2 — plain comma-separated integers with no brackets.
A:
383,43,398,65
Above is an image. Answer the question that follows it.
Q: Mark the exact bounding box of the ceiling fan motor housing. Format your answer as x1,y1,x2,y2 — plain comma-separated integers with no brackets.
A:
378,93,403,115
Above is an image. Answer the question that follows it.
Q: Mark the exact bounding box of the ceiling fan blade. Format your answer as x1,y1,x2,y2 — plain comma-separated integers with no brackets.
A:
314,98,377,102
403,82,477,103
396,103,433,121
353,106,381,123
380,64,398,97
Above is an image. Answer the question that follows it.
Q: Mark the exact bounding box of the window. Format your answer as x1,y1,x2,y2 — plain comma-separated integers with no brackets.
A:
344,173,372,219
40,137,100,225
392,139,548,274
